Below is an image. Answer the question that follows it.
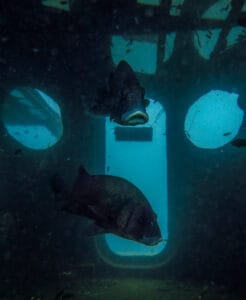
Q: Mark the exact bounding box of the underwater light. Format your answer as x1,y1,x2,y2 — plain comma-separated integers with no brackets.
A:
194,28,222,60
163,32,176,62
169,0,185,16
111,36,157,74
202,0,232,20
1,87,63,150
104,99,168,257
194,0,232,60
184,90,244,149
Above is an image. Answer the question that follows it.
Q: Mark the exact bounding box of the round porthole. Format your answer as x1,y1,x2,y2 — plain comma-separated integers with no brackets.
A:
1,87,63,150
184,90,244,149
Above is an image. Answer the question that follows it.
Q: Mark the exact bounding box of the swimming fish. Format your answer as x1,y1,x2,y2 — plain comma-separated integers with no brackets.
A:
91,60,149,126
51,166,162,246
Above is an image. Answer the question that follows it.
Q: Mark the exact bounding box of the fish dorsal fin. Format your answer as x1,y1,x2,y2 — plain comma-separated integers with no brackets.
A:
110,60,139,89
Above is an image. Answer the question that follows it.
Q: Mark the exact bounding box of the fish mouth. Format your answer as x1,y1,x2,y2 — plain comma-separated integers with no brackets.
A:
121,110,149,125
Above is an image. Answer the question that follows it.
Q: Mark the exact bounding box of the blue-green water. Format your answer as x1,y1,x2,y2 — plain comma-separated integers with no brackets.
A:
0,0,246,299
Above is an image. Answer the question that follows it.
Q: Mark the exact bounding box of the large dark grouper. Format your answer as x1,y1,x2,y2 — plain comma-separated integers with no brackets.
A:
91,60,149,126
51,166,162,246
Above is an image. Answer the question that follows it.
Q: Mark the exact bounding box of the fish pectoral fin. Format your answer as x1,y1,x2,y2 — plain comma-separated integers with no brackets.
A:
83,222,108,236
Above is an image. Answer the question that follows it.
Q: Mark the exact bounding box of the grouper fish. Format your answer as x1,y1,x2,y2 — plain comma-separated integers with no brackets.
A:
51,166,162,246
91,60,149,126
